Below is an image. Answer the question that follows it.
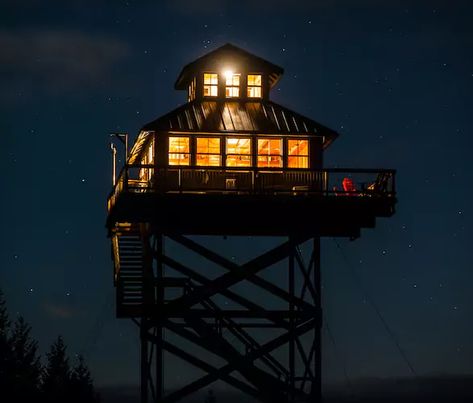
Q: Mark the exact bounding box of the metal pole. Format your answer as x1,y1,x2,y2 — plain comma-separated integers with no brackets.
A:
156,234,164,401
141,319,149,403
312,237,322,402
289,236,295,402
110,143,117,186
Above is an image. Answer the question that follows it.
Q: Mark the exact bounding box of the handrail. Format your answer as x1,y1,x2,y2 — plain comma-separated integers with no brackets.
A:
107,165,396,212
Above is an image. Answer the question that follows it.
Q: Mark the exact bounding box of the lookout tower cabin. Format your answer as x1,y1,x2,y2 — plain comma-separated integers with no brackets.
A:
107,43,396,238
106,44,397,403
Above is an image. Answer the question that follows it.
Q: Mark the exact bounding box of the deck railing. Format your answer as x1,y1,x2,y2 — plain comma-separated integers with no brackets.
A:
107,165,396,212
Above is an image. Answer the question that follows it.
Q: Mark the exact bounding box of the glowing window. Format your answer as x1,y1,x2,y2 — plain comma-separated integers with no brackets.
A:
169,137,190,165
225,72,240,98
188,77,196,102
204,73,218,97
140,139,154,181
288,139,309,168
257,138,282,168
226,137,252,167
247,74,262,98
196,137,221,166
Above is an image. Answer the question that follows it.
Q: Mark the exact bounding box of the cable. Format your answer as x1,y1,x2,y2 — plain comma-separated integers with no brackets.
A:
332,239,417,376
323,313,352,392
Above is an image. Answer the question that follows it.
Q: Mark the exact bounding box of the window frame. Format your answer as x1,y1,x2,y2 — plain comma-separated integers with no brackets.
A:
203,73,218,98
247,74,262,99
225,136,252,167
168,136,191,166
225,73,241,98
196,137,222,167
188,77,196,102
287,138,310,169
257,137,283,168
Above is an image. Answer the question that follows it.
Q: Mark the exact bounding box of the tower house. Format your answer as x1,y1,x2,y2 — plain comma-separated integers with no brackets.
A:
106,43,396,403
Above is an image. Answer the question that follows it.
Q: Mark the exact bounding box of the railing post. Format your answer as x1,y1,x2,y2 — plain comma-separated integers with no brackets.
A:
124,165,129,192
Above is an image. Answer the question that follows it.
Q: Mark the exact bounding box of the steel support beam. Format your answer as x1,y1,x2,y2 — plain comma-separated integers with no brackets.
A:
132,234,322,403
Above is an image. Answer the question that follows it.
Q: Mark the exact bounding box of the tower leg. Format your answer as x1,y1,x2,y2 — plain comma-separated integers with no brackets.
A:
312,237,322,402
155,234,164,401
141,319,149,403
289,236,295,402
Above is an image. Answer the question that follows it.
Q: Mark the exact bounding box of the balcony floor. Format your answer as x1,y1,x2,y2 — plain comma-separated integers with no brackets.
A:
106,191,396,238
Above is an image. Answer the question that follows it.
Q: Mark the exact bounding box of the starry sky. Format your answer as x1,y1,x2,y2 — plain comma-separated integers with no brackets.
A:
1,0,472,392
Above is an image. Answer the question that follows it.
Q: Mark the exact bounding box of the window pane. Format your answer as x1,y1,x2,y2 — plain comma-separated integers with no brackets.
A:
197,137,220,153
226,87,239,97
288,139,309,168
169,137,190,165
226,138,251,154
226,155,251,167
257,138,282,168
248,74,261,86
197,154,221,166
204,73,218,97
226,73,240,86
247,86,262,98
226,137,252,167
196,137,221,166
288,156,308,168
204,73,218,84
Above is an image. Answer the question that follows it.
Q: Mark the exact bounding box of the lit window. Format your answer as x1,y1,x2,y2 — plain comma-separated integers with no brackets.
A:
257,138,282,168
147,138,154,163
188,77,196,101
196,137,221,166
225,72,240,98
288,139,309,168
140,139,154,181
226,137,251,167
204,73,218,97
169,137,190,165
247,74,262,98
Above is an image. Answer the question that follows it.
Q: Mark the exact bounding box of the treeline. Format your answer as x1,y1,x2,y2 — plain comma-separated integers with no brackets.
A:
0,290,99,403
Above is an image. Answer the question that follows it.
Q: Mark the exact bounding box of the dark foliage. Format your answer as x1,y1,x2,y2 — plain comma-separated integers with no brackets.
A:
0,290,14,397
10,316,42,401
70,355,100,403
0,290,99,403
41,336,72,403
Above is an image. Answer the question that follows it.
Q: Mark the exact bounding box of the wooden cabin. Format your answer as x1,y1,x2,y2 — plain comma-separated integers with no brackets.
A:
107,44,396,237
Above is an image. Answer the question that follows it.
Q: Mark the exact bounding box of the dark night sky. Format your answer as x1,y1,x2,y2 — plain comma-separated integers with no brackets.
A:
1,0,472,392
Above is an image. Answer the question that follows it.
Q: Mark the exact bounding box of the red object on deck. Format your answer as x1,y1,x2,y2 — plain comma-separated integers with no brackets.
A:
342,177,356,193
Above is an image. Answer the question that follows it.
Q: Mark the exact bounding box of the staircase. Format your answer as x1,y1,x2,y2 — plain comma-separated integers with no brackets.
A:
113,225,146,317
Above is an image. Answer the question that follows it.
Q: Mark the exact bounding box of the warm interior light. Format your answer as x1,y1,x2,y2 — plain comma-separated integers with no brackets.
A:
224,70,234,80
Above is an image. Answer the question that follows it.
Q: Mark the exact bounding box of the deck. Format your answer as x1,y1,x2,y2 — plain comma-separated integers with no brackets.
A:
106,166,396,238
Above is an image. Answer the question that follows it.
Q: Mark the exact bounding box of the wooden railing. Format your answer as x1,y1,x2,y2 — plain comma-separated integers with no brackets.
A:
107,165,396,211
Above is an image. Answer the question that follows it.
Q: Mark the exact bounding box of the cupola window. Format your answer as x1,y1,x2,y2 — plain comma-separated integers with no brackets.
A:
188,77,196,101
247,74,262,98
225,72,240,98
287,139,309,168
204,73,218,97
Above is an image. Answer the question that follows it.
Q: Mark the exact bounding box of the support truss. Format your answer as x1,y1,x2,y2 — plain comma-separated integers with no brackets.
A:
132,231,322,403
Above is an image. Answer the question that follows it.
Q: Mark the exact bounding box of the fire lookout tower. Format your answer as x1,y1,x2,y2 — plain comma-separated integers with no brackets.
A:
106,44,396,403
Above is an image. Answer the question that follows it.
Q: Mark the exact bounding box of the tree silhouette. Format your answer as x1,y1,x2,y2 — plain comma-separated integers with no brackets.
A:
0,292,99,403
0,289,14,397
10,316,42,400
70,354,100,403
42,336,71,403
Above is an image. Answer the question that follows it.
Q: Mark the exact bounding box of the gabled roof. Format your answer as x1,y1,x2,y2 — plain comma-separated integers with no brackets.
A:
141,100,338,148
175,43,284,90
